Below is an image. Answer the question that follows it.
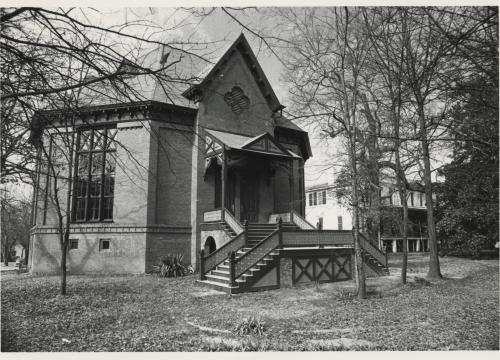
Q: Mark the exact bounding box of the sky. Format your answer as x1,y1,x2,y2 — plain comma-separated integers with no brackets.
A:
149,8,339,186
5,6,453,200
71,7,338,186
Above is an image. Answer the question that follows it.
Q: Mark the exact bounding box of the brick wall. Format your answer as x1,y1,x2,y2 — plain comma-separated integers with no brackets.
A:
145,232,191,271
30,230,147,275
113,123,151,224
154,125,193,226
198,51,274,137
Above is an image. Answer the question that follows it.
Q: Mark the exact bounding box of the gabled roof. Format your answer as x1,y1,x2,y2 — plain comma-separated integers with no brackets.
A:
182,34,284,112
205,129,301,159
274,114,313,160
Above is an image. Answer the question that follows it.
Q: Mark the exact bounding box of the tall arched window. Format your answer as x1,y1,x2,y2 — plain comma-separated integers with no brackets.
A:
73,126,116,222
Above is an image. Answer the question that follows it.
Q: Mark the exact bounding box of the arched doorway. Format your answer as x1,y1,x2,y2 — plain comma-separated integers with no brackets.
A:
204,236,216,254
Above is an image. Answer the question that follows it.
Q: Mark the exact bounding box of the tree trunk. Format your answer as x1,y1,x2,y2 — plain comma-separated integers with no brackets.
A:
394,104,409,284
418,107,442,279
60,236,67,295
350,135,366,299
3,244,8,266
395,154,409,284
401,196,409,284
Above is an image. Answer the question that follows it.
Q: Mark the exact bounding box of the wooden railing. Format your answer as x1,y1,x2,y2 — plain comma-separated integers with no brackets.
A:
224,208,244,235
359,233,387,267
281,229,353,247
233,228,280,282
199,230,246,280
291,210,316,230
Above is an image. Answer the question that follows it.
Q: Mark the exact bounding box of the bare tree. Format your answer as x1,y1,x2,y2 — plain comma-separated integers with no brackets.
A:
359,7,414,283
1,7,216,184
1,190,31,265
270,7,371,298
1,7,219,294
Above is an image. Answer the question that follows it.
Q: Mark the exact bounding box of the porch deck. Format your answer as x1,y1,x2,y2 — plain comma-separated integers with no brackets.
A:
198,210,389,293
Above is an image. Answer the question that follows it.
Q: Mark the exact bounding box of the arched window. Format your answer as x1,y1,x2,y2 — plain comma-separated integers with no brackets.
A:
204,236,216,254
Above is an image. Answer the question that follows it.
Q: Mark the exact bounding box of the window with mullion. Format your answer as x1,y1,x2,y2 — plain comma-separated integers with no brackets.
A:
73,127,116,222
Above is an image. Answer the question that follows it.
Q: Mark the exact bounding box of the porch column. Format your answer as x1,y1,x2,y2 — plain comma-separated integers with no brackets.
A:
289,159,295,213
392,239,397,253
299,159,305,216
221,146,227,221
416,238,421,252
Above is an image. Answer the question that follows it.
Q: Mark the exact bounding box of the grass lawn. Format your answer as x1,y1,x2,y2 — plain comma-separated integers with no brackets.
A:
1,255,498,351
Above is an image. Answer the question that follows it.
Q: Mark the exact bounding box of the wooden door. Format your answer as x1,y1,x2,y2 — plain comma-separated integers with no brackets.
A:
240,170,259,222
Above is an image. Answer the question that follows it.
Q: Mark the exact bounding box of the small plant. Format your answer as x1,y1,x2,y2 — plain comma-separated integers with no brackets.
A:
233,316,266,336
151,254,189,278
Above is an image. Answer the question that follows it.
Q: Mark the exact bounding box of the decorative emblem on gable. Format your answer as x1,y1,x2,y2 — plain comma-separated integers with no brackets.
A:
224,86,250,115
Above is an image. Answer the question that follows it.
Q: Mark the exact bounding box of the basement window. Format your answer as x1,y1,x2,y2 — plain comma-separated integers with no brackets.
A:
69,239,79,250
99,239,111,251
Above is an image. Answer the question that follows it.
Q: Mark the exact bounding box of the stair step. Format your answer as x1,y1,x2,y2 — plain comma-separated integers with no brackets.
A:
212,269,230,277
205,274,230,283
197,280,238,290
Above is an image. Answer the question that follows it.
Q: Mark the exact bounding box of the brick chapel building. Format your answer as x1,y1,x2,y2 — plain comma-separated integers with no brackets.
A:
29,34,313,275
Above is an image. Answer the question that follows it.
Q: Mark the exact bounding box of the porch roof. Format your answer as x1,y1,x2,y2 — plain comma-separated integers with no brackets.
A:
205,129,301,159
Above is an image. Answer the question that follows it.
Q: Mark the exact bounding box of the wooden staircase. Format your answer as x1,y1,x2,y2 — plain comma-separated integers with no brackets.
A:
246,223,298,247
200,222,281,293
201,247,280,293
362,250,390,275
221,221,237,238
197,214,390,294
359,233,390,275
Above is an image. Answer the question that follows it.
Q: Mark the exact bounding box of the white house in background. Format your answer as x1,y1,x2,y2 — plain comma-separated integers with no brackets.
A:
305,183,352,231
305,182,430,253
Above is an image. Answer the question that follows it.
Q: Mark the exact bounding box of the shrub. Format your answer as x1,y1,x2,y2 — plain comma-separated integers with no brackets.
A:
233,316,266,336
151,254,190,278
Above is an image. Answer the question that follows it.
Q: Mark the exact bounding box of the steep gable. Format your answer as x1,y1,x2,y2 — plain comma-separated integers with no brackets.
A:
183,34,284,113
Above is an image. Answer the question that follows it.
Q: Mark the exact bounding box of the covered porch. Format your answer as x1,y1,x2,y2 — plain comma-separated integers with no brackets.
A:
203,129,303,224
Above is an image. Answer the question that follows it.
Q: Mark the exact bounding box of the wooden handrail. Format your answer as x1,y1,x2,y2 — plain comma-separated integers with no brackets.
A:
359,232,387,267
202,230,246,272
224,208,244,234
234,228,280,279
291,210,316,229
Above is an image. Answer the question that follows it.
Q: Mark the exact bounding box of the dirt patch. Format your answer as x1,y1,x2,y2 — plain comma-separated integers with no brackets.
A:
239,307,315,320
186,320,231,334
190,289,227,297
